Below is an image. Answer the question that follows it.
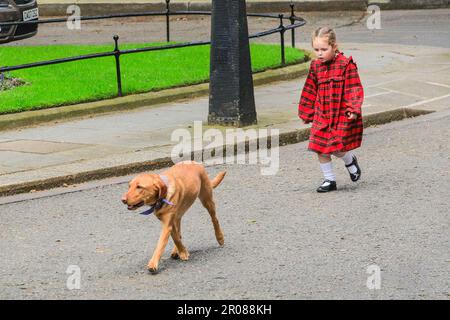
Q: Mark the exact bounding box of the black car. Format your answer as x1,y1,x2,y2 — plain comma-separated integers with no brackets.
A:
0,0,38,44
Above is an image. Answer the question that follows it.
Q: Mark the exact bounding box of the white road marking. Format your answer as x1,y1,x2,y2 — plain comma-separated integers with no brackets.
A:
379,87,427,99
404,94,450,108
425,82,450,89
366,78,406,88
365,91,391,98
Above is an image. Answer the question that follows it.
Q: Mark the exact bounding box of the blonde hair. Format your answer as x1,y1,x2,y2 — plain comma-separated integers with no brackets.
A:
312,27,338,51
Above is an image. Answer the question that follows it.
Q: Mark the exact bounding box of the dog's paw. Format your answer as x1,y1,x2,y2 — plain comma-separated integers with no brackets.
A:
178,250,190,261
170,250,179,259
147,266,158,274
147,262,159,274
217,233,225,246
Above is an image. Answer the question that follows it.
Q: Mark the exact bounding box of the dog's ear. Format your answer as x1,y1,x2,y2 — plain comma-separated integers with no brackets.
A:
157,177,168,200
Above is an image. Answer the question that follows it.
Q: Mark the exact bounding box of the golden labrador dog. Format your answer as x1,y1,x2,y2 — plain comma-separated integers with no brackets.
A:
122,161,226,273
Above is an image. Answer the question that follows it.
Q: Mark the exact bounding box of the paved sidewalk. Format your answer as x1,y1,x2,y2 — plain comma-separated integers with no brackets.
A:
0,42,449,195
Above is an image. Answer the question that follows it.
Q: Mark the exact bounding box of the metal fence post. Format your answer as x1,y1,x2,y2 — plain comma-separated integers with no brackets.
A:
279,14,286,66
113,35,123,97
289,3,296,48
166,0,171,42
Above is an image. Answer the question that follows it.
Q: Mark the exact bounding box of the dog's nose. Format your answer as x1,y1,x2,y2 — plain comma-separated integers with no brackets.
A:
121,196,127,204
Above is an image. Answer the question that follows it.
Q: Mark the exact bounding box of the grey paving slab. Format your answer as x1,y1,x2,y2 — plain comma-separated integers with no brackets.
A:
0,140,88,155
403,95,450,112
0,150,89,171
364,87,391,97
0,165,15,175
0,168,73,186
411,71,450,88
388,80,450,99
49,148,171,175
364,92,423,109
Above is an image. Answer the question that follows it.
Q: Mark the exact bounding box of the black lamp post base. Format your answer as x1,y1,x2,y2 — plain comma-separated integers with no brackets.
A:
208,0,257,127
208,113,258,127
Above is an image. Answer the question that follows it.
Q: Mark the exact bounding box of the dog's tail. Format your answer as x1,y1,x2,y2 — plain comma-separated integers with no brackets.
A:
211,171,226,189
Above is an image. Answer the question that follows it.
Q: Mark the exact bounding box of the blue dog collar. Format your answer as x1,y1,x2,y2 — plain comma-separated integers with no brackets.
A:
139,175,174,216
139,198,174,215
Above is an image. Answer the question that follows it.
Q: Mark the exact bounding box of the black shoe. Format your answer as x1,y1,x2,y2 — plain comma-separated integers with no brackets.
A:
316,180,337,193
346,155,361,182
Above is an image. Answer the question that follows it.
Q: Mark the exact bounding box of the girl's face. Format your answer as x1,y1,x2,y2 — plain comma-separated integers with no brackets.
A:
312,36,337,63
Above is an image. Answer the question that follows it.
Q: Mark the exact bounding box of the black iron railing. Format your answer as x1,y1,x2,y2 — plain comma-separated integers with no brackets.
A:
0,1,306,98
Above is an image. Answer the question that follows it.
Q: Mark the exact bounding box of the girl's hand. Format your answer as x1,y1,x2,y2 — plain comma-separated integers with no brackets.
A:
346,112,357,120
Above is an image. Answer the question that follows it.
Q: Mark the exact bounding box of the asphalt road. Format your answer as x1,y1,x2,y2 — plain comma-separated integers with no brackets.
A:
4,9,450,48
0,109,449,299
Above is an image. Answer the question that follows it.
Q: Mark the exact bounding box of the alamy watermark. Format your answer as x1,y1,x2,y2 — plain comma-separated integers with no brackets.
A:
67,5,81,30
367,5,382,30
66,265,81,290
366,264,381,290
171,121,279,175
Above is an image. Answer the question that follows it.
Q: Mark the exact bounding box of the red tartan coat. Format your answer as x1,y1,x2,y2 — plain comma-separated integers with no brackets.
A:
298,52,364,154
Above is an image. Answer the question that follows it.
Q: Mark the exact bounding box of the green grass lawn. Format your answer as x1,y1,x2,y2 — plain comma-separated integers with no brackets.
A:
0,43,305,114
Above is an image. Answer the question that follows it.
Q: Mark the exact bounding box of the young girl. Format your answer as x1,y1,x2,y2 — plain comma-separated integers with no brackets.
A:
298,27,364,192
